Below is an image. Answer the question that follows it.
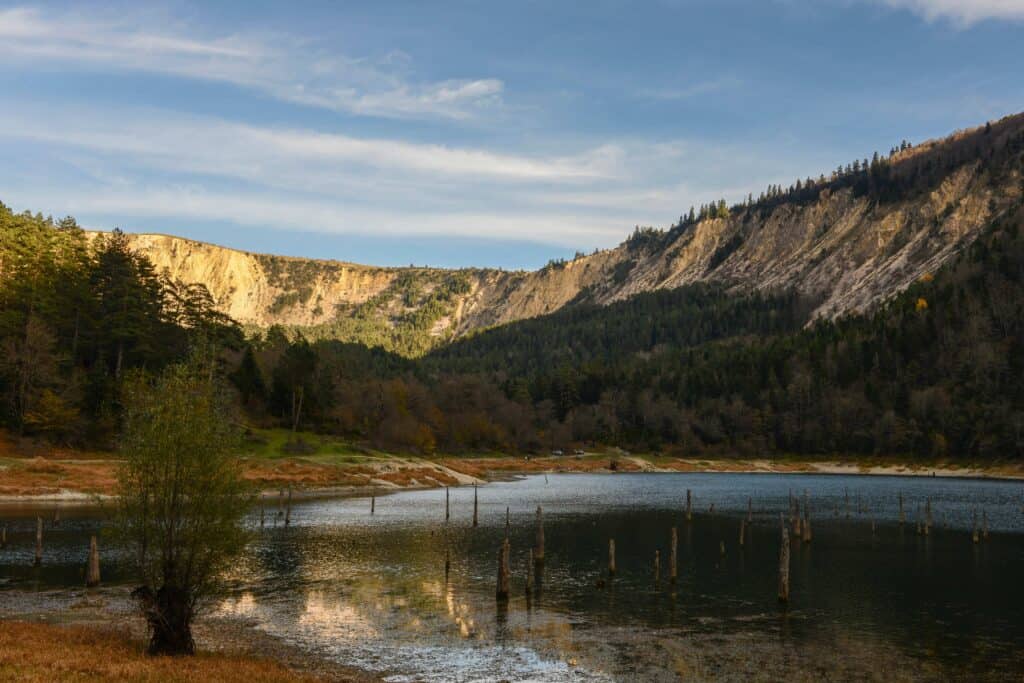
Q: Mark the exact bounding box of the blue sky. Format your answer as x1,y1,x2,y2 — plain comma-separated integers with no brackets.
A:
0,1,1022,269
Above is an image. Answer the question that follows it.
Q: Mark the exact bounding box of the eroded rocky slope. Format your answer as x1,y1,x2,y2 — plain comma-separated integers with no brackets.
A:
102,112,1024,352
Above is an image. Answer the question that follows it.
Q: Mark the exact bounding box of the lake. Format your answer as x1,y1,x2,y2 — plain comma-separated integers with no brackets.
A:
2,472,1024,681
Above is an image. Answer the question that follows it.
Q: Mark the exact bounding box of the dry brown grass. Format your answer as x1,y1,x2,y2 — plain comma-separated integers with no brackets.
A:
0,621,318,682
0,458,120,497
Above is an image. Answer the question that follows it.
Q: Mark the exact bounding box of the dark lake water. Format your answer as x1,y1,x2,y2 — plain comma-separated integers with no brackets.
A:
3,473,1024,681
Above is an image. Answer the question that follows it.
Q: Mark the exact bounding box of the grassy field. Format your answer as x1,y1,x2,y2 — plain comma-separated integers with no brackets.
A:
0,621,318,682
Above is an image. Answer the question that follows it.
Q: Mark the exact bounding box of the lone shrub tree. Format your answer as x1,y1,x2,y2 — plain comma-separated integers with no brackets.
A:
115,349,250,655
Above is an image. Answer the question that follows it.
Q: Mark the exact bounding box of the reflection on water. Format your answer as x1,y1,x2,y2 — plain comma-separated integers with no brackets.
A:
3,473,1024,681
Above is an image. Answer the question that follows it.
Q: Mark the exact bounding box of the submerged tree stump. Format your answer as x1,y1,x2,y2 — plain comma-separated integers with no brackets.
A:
739,519,746,548
898,491,905,525
445,487,450,522
669,527,678,584
654,550,660,582
983,510,989,540
686,490,692,522
778,514,790,604
86,535,101,587
747,498,753,523
496,538,510,601
445,546,451,580
284,488,292,527
526,547,535,595
473,485,478,528
608,539,616,576
972,510,980,544
34,517,42,566
534,506,545,565
371,495,375,515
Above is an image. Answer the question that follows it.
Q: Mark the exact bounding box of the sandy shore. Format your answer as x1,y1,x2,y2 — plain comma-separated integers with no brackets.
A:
2,453,1021,505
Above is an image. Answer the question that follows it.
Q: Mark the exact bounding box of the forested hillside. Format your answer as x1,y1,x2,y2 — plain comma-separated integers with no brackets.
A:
100,112,1024,355
232,199,1023,459
3,113,1023,460
0,208,240,444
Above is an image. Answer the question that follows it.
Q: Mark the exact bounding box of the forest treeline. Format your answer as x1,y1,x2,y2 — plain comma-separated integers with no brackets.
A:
0,206,240,444
228,203,1023,460
2,173,1022,459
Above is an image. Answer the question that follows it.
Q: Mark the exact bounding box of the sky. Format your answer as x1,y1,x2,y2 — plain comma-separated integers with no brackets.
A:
0,1,1022,269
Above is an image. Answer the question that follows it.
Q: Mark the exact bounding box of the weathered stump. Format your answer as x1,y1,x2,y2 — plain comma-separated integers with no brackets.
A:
534,506,545,565
526,547,535,595
669,527,678,584
284,488,292,527
778,514,790,604
86,535,101,587
496,538,510,601
34,517,42,566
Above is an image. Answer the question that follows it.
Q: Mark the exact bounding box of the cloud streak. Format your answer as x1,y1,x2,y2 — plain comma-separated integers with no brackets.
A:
871,0,1024,25
0,7,504,120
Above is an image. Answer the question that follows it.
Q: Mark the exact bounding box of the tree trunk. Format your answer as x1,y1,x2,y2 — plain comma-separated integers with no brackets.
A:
135,584,195,656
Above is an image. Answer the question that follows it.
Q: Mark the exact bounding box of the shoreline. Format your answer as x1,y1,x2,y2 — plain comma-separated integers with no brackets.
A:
1,456,1020,506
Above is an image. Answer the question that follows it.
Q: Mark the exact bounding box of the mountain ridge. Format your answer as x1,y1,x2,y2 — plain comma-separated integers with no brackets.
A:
96,111,1024,353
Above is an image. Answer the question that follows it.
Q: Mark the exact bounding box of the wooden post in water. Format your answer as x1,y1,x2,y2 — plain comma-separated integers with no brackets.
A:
86,535,101,587
972,510,980,543
608,539,616,576
669,527,678,584
371,495,375,515
778,514,790,604
803,510,812,544
654,550,660,582
505,506,510,538
534,506,545,566
686,490,692,522
34,517,42,566
472,485,478,528
844,487,850,519
793,500,802,538
526,547,535,594
259,503,265,528
1,525,6,548
277,489,284,518
983,510,989,540
925,497,932,535
748,497,753,523
445,546,451,580
284,487,292,527
898,491,905,525
445,487,450,522
739,519,746,548
496,538,510,601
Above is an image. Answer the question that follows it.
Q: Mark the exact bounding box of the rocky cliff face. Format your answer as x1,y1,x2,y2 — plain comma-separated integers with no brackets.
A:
104,112,1024,352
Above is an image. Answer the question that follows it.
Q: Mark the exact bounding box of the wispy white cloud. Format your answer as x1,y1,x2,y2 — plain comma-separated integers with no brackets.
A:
0,7,504,120
0,108,608,185
870,0,1024,25
636,77,743,101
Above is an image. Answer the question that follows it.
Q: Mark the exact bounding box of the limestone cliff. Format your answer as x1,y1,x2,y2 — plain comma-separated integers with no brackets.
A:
101,112,1024,353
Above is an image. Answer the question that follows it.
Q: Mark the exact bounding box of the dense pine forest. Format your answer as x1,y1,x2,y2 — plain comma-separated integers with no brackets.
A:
0,207,240,444
2,191,1022,460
